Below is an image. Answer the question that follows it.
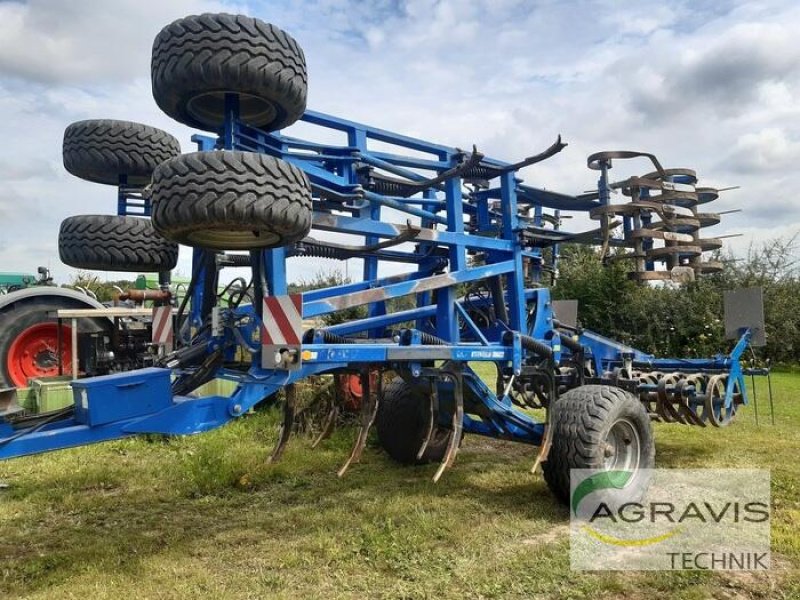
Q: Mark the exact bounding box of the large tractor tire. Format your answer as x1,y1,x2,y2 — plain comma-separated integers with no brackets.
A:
151,151,312,250
0,298,109,388
542,385,655,505
63,119,180,186
151,13,307,132
376,377,452,465
59,215,179,272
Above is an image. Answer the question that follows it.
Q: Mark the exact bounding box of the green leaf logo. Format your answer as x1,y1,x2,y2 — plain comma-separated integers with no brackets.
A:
571,470,632,516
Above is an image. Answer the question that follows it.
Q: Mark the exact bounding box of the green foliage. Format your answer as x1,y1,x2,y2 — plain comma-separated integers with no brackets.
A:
553,236,800,362
289,269,368,326
289,268,416,328
1,373,799,598
65,271,135,303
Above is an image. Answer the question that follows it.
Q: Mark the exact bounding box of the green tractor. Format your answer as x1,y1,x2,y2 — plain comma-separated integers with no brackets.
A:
0,267,53,294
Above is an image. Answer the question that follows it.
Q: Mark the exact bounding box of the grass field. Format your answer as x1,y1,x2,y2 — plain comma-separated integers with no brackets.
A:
0,373,798,599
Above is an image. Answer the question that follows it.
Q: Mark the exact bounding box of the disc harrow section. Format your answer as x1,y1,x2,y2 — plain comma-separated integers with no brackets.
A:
627,369,744,427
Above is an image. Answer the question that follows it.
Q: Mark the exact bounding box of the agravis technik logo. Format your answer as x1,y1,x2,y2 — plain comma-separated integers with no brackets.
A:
569,469,770,570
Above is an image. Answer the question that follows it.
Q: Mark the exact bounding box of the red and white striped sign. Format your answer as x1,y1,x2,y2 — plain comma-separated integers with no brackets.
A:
151,306,173,346
262,294,303,346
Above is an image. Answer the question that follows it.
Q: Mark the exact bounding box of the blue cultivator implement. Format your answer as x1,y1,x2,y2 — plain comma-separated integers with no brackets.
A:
0,13,769,502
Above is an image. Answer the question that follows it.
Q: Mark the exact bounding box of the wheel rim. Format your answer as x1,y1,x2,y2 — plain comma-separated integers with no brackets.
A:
185,228,281,250
6,323,73,387
186,91,278,130
602,418,641,472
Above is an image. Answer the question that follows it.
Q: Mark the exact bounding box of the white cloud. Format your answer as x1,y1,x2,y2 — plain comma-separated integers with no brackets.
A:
726,128,800,174
0,0,233,84
0,0,798,285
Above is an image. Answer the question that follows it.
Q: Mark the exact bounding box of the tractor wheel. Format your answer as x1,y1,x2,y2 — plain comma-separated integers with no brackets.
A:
63,119,180,186
0,299,109,388
376,377,452,465
150,151,312,250
542,385,655,505
151,13,307,132
59,215,179,272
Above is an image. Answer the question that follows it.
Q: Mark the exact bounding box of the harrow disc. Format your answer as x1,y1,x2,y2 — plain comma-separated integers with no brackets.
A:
701,375,737,427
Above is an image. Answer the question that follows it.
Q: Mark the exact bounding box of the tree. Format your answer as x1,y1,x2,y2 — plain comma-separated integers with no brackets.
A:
552,236,800,363
289,270,367,326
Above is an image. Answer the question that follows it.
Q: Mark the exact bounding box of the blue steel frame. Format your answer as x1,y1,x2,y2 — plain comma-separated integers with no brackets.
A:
0,101,754,460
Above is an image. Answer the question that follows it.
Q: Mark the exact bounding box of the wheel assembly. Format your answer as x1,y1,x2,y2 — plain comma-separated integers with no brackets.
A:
376,377,452,465
59,214,179,272
63,119,180,186
0,298,109,388
150,151,312,250
543,385,655,504
151,13,307,132
5,322,73,388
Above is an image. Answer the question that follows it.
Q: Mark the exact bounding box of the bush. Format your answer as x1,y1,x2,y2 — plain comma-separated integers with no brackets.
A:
552,237,800,362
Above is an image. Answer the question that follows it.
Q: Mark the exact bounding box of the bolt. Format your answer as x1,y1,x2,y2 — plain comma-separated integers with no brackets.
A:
232,404,242,415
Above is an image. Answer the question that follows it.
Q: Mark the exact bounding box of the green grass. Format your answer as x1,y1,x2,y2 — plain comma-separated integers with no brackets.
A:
0,373,799,599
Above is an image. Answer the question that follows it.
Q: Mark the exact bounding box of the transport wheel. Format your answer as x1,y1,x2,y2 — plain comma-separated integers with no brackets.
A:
0,299,108,388
151,151,312,250
63,119,180,186
376,377,451,465
59,215,179,272
151,13,307,132
542,385,655,505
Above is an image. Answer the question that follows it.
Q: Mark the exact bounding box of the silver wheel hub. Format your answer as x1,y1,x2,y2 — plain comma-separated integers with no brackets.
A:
603,418,641,472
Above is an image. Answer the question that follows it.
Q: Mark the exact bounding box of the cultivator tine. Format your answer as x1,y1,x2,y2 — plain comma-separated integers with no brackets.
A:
268,383,297,463
433,370,464,483
311,381,340,449
311,400,338,449
416,379,440,461
531,406,553,474
337,370,379,477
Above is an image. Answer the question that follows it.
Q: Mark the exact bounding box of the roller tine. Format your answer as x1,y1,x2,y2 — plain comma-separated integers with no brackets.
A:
686,375,708,426
666,374,687,424
679,376,705,427
416,380,439,461
433,372,464,483
338,370,379,477
268,384,296,463
655,375,677,423
704,375,724,427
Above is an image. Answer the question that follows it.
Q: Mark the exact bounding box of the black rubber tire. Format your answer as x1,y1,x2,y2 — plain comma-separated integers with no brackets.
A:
151,151,312,250
59,215,179,272
63,119,180,186
376,377,452,465
151,13,307,132
0,298,110,388
542,385,655,505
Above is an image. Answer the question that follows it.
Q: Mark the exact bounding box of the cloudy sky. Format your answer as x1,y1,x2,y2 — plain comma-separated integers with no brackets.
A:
0,0,798,284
